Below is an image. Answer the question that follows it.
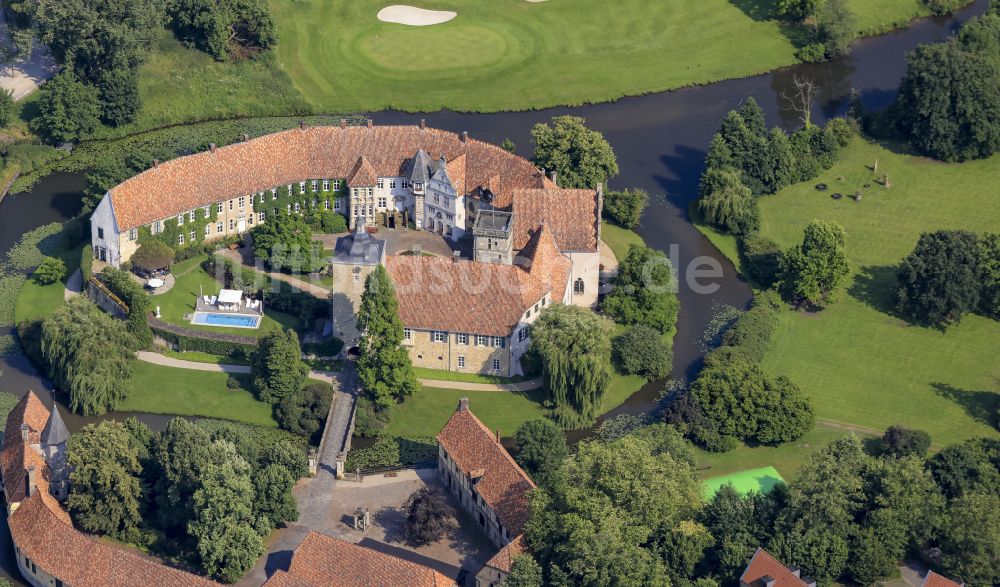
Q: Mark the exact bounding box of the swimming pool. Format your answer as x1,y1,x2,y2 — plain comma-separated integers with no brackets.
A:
191,312,261,329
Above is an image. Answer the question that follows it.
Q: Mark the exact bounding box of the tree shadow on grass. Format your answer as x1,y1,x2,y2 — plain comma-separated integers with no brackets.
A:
729,0,813,48
932,382,1000,431
728,0,776,21
847,265,899,315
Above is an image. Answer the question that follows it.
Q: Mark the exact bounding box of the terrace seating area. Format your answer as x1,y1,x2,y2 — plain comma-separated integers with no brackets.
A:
194,289,263,315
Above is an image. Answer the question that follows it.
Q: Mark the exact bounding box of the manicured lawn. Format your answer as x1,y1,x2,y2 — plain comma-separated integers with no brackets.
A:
695,424,875,482
743,138,1000,447
601,221,645,262
154,255,302,337
160,349,252,366
413,367,532,385
119,361,276,427
690,204,743,279
384,386,548,438
268,0,936,113
14,244,82,324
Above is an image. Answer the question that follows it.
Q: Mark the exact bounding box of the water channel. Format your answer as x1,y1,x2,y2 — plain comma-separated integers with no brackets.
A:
0,1,988,581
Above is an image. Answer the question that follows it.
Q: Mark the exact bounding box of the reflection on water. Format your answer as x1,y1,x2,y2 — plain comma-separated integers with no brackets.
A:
0,1,988,581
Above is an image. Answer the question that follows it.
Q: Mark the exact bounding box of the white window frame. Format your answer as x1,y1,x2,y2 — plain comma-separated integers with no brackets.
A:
205,224,211,236
217,202,224,213
188,210,196,222
177,214,184,226
128,228,138,241
378,197,387,209
389,179,397,189
492,359,501,372
457,356,465,369
238,196,245,209
311,180,318,191
457,333,468,345
178,234,185,245
216,222,223,233
403,328,411,341
433,331,446,343
476,335,487,346
189,230,196,241
322,180,330,192
204,206,211,218
333,180,341,191
377,178,385,189
494,337,504,348
258,211,265,222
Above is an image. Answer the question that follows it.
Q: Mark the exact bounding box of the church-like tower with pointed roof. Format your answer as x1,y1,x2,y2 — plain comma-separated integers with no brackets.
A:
40,402,69,502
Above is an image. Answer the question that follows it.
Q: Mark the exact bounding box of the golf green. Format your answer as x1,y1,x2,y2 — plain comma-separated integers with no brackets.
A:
702,466,786,499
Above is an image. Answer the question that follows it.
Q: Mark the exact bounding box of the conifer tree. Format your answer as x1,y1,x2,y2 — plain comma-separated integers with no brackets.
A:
356,265,418,408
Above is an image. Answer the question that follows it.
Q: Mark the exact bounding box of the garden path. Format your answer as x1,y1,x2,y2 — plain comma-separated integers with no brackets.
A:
63,269,82,301
416,376,542,392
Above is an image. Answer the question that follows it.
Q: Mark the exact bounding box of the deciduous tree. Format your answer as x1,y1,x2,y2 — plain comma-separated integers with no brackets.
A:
779,219,851,307
604,188,649,229
895,230,982,326
514,419,567,488
611,324,672,381
529,304,613,427
34,256,66,284
402,487,456,545
531,115,619,189
602,244,679,334
31,72,102,143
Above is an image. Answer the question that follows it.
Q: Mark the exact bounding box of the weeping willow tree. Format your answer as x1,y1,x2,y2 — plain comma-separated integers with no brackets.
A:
41,296,134,415
528,305,613,428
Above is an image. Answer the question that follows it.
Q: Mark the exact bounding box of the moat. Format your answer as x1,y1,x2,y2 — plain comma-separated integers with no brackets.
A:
0,1,989,582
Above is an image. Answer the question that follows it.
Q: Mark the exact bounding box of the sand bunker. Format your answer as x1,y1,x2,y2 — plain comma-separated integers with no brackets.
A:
377,5,457,26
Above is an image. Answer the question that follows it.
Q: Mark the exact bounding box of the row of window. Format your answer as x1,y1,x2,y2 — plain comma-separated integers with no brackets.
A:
456,356,502,371
404,329,507,348
524,297,548,320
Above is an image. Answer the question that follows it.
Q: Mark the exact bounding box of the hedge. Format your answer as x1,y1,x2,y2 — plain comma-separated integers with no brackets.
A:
344,436,437,472
149,321,256,360
80,245,93,282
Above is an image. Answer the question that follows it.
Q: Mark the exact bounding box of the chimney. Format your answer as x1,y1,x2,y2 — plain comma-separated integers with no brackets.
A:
458,397,469,411
460,131,468,143
340,119,348,129
789,566,801,578
20,423,28,442
452,250,461,263
209,143,217,153
548,170,558,185
419,118,426,130
367,118,373,129
804,580,817,587
299,120,306,130
26,466,36,497
761,576,776,587
152,159,159,169
495,428,501,443
243,133,250,142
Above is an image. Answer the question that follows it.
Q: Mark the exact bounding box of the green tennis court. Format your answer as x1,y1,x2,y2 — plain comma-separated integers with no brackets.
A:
702,466,786,499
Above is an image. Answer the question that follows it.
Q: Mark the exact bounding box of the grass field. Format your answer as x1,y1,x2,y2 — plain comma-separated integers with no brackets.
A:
601,221,646,262
735,138,1000,447
267,0,937,114
154,255,302,337
119,361,276,427
695,424,875,482
14,245,82,324
412,366,531,385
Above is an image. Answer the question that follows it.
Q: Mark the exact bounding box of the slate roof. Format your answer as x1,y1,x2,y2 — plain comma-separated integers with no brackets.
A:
922,571,964,587
405,149,434,184
1,391,52,504
510,188,601,252
331,225,385,266
386,255,549,337
516,223,573,304
275,532,455,587
436,402,536,537
41,403,69,446
483,534,526,573
473,209,512,233
740,548,810,587
108,125,550,231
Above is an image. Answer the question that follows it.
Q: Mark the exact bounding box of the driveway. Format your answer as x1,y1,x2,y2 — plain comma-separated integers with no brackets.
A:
0,11,58,100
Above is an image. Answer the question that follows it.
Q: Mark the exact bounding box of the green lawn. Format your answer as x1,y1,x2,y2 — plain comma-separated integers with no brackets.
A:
160,349,252,366
385,386,548,438
14,245,82,324
88,30,312,138
601,222,645,262
702,466,786,499
119,361,276,427
695,424,875,482
691,204,743,279
267,0,938,113
413,367,532,385
742,138,1000,447
154,255,302,337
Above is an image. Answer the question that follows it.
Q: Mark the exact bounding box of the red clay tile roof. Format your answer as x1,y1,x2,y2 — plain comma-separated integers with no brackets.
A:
386,255,549,337
346,155,377,187
446,153,467,196
740,548,808,587
2,393,218,586
1,391,53,505
108,125,551,231
261,570,319,587
483,534,526,573
281,532,455,587
9,491,218,586
436,403,536,536
922,571,963,587
510,188,600,252
517,223,573,304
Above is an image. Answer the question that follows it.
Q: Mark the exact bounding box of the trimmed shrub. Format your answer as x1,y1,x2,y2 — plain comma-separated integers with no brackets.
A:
353,396,389,438
149,324,256,359
344,436,438,471
80,245,94,282
719,291,782,363
99,267,153,349
34,256,67,284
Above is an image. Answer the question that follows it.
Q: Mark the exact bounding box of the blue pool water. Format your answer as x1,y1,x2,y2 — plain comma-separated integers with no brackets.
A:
191,312,261,328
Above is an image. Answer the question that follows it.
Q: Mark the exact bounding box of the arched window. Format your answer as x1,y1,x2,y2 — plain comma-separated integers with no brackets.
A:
574,278,585,294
